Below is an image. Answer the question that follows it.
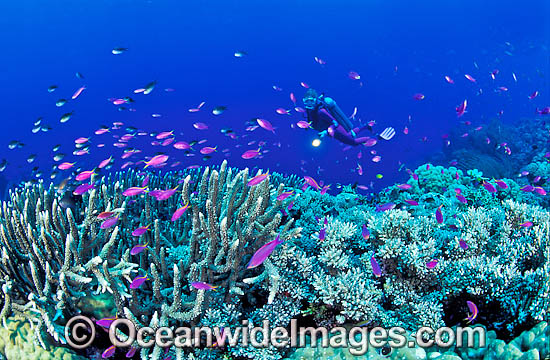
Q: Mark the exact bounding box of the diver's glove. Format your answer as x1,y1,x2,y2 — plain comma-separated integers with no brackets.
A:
318,130,328,138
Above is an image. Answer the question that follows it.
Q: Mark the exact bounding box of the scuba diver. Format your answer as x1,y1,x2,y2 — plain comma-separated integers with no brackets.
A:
302,89,395,146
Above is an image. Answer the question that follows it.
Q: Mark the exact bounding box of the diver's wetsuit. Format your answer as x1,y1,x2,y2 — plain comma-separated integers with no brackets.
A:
306,96,371,146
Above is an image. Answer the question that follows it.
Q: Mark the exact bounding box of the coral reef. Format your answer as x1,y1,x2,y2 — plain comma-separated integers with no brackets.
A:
0,160,548,360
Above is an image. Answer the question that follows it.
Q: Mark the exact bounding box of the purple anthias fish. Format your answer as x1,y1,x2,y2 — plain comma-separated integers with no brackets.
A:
459,239,468,249
191,281,218,291
141,175,150,187
257,118,275,133
171,201,190,222
276,190,294,201
426,259,438,269
318,228,326,241
130,243,148,255
370,256,381,277
396,184,412,190
376,203,396,212
456,194,467,204
247,234,284,269
362,224,370,240
521,185,534,192
153,186,179,201
132,225,150,237
247,172,269,187
534,187,547,196
482,181,497,193
129,275,148,289
494,179,508,189
303,176,321,190
102,345,116,358
520,221,533,228
96,316,118,329
126,347,137,358
404,199,418,206
73,183,94,195
122,186,148,196
100,217,119,229
435,205,443,224
465,301,478,323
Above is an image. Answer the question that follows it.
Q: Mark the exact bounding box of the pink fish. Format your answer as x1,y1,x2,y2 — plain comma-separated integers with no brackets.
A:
98,156,113,169
362,137,377,147
520,221,533,228
320,185,330,195
143,154,169,168
294,106,306,113
95,127,110,135
257,118,275,133
290,93,297,104
58,162,75,170
247,172,269,186
356,163,363,175
100,216,119,229
247,234,284,269
376,203,395,212
300,82,309,88
296,121,311,129
403,126,409,135
396,184,412,190
435,205,443,224
362,225,370,240
482,181,497,193
348,71,360,80
242,149,261,159
318,228,326,241
273,85,282,91
75,137,89,144
426,259,438,269
459,239,468,249
76,170,95,181
528,91,539,100
444,75,454,84
303,175,320,190
112,98,127,105
130,242,149,255
102,345,116,358
132,224,151,237
125,347,137,358
521,185,534,192
129,275,148,289
171,201,190,222
174,141,192,150
372,155,381,162
276,108,290,115
465,301,478,323
370,256,381,277
193,122,209,130
200,146,217,155
456,194,467,204
97,211,115,219
72,86,86,100
96,316,118,329
191,281,219,291
534,187,547,196
456,99,467,117
404,199,418,206
464,74,476,83
154,186,180,201
123,186,148,196
73,183,94,195
314,57,326,65
413,93,425,100
156,131,173,140
276,190,294,201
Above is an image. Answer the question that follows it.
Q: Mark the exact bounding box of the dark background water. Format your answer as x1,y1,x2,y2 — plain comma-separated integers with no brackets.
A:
0,0,548,195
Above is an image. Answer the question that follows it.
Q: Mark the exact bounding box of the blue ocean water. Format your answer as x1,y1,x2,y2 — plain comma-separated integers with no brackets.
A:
0,0,548,195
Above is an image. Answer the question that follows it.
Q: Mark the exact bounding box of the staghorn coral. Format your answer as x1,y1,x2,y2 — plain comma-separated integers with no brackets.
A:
0,160,298,359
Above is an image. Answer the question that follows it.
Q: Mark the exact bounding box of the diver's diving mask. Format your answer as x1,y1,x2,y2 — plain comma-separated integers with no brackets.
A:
303,95,318,109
